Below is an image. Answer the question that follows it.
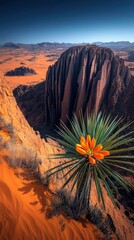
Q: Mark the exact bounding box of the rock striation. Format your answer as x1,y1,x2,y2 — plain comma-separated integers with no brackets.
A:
44,45,134,125
14,45,134,129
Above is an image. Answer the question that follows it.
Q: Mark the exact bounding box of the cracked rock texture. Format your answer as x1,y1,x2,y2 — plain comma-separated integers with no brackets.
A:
14,45,134,129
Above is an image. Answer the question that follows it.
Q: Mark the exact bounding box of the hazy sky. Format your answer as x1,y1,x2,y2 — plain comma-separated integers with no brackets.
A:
0,0,134,44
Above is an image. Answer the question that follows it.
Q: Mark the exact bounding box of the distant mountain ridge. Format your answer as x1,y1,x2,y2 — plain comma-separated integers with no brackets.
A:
1,42,77,51
93,41,134,48
1,41,134,50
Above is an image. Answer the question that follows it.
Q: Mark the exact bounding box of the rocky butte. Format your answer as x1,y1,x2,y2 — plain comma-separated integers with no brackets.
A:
14,45,134,129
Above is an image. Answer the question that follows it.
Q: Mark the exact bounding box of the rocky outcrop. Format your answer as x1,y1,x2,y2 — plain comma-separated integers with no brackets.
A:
44,45,134,125
0,79,45,165
127,51,134,62
0,78,74,190
14,45,134,129
5,66,36,76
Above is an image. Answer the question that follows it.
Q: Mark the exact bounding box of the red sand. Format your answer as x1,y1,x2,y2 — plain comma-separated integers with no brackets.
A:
0,158,103,240
0,49,56,89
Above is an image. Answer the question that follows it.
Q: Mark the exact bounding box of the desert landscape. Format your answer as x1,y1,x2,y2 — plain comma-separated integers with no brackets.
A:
0,42,134,91
0,43,61,89
0,42,134,240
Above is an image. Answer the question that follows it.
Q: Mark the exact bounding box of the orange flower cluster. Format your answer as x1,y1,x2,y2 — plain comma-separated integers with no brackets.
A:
76,135,110,165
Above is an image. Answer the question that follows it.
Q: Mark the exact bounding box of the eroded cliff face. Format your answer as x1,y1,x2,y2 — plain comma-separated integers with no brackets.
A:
14,45,134,129
45,45,134,125
0,79,45,163
0,79,65,187
0,78,77,191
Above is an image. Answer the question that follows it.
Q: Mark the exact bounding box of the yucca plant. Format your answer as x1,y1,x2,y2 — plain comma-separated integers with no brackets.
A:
46,112,134,209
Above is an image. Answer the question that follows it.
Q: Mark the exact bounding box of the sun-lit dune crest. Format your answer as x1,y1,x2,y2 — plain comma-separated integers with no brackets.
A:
0,160,105,240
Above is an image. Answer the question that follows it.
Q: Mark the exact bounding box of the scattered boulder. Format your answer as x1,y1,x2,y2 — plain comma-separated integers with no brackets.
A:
5,66,36,76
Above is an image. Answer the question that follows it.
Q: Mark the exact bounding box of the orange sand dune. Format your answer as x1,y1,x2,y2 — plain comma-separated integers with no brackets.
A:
0,159,103,240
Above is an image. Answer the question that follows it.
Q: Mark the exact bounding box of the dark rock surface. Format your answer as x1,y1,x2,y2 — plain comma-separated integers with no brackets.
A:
44,45,134,125
14,45,134,129
5,66,36,76
14,82,45,129
127,51,134,62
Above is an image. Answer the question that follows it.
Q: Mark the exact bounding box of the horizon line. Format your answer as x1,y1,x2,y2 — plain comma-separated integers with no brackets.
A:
1,40,134,45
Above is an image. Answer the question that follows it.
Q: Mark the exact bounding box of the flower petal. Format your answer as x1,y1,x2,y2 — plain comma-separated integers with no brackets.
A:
99,150,110,156
89,157,96,165
86,135,91,147
76,146,86,155
76,144,82,148
94,144,102,152
80,136,86,144
93,152,104,160
80,136,89,150
90,138,96,149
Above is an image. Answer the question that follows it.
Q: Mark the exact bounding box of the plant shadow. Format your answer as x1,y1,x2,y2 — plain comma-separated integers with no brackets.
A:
17,170,55,213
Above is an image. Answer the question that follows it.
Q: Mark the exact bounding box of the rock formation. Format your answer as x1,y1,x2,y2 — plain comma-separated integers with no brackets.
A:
14,45,134,129
5,66,36,76
0,78,45,166
0,78,75,189
44,45,134,125
127,51,134,62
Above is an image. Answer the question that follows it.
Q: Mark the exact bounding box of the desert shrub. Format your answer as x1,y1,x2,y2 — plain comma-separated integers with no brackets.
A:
47,188,89,220
0,117,41,171
46,112,134,209
7,144,41,170
0,117,14,148
0,117,14,135
87,206,118,239
47,190,117,239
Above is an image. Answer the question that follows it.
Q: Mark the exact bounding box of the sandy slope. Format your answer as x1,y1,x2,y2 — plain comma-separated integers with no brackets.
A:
0,158,103,240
